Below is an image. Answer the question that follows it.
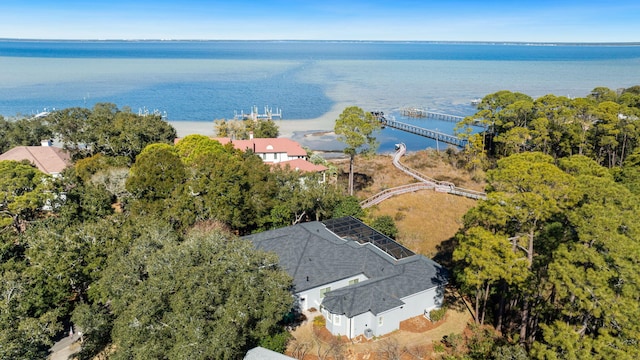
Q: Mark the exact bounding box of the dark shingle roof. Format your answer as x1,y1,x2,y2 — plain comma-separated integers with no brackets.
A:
244,218,448,316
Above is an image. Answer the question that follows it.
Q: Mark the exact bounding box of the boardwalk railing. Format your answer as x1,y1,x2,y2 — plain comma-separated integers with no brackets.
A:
361,144,487,207
381,117,468,147
399,107,486,127
393,143,487,200
360,183,435,208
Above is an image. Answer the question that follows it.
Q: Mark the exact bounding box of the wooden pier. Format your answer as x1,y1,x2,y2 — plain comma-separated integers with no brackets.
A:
400,108,465,122
400,107,485,127
380,117,467,147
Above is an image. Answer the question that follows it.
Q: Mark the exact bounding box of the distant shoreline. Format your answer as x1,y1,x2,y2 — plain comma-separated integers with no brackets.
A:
3,38,640,46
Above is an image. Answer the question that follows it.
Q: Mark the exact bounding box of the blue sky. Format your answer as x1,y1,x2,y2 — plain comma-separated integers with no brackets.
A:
1,0,638,42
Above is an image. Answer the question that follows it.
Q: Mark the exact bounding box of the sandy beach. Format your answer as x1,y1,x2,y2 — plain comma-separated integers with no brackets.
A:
169,104,345,139
169,104,351,154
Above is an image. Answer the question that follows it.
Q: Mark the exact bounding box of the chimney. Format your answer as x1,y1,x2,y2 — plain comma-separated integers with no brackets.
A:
249,131,254,140
41,139,52,147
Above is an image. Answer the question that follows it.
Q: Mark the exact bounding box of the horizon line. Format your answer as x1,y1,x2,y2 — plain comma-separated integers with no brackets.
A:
2,38,640,46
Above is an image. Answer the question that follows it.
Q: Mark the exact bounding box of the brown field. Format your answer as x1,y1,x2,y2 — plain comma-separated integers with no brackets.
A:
332,149,486,258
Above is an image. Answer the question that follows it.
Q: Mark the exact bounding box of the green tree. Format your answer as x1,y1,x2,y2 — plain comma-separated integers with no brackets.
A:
533,174,640,359
332,196,364,219
616,148,640,195
48,103,176,161
213,118,280,139
46,107,93,157
109,110,177,161
370,215,399,239
174,134,227,166
590,101,621,167
96,223,293,359
0,261,62,359
0,116,52,153
453,227,527,325
334,106,381,195
588,86,618,103
249,118,280,138
270,167,343,226
0,160,53,233
126,143,186,201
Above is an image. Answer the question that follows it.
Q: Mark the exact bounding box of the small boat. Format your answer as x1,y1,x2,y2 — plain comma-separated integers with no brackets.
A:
471,98,482,106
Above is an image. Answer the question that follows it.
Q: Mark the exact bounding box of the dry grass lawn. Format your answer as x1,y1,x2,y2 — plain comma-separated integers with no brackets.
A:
285,149,485,359
332,149,486,257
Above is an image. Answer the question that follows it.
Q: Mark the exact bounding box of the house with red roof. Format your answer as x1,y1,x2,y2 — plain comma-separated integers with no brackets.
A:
0,140,72,176
179,135,328,175
216,137,328,181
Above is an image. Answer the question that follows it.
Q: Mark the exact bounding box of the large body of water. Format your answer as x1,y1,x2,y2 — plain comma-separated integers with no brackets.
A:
2,40,640,152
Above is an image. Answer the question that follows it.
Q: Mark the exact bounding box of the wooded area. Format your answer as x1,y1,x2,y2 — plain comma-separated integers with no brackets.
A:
1,84,639,359
0,104,360,359
451,86,640,359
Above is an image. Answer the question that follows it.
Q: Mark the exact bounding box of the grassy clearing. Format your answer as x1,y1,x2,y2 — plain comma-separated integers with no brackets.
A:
366,191,477,257
332,148,485,257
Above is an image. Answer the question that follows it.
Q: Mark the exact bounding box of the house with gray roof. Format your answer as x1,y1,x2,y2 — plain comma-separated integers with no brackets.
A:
245,217,448,339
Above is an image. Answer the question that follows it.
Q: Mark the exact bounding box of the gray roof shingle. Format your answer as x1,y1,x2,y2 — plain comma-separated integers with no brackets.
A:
245,218,448,317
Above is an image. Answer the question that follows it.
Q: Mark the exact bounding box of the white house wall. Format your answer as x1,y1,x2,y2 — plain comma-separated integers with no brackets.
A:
324,285,445,339
400,286,444,318
258,152,305,163
351,312,375,339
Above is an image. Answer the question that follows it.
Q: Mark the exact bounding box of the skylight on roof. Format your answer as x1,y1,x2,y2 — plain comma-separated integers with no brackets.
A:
322,217,415,260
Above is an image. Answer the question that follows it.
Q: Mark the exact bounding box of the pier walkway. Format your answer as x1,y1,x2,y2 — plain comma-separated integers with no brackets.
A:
360,143,486,208
380,116,468,147
400,107,486,127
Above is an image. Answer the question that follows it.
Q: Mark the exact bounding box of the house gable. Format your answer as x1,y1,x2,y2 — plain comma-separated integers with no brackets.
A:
175,136,326,173
244,217,448,316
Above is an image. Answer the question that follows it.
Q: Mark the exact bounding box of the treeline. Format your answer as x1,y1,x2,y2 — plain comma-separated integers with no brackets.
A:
457,86,640,174
450,87,640,358
0,103,177,160
0,103,361,359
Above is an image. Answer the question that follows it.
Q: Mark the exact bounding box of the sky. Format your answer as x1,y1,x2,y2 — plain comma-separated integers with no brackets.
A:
1,0,639,42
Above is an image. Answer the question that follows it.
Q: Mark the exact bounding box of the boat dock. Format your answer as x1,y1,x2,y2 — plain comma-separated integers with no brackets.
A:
234,105,282,121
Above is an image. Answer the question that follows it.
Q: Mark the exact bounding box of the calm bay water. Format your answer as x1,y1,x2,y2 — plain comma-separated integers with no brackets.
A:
1,40,640,152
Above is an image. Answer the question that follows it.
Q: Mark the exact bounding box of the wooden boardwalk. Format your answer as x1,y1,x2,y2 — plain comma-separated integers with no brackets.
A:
360,143,486,208
380,117,468,147
399,107,486,127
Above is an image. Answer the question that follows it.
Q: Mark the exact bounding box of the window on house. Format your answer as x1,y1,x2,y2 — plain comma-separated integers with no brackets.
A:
349,279,359,286
334,314,341,326
378,316,383,326
320,287,331,298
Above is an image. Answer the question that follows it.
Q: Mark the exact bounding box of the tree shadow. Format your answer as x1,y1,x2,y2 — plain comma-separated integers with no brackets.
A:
336,171,373,193
432,234,459,270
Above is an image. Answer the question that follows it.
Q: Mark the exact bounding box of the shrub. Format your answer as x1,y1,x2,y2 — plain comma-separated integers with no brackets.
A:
429,307,447,322
259,330,292,354
442,333,463,350
313,315,326,327
371,215,399,239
